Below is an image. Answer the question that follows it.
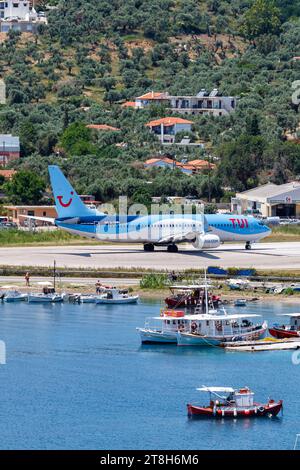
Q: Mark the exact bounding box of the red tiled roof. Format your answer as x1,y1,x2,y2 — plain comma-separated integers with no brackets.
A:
145,157,175,165
137,92,168,100
121,101,137,108
0,169,16,179
146,117,193,127
189,159,216,168
87,124,120,131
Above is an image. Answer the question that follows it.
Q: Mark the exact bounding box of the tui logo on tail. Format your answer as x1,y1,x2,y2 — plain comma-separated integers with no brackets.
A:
57,192,74,208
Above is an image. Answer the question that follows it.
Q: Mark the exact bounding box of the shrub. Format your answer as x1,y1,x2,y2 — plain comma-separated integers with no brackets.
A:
140,273,168,289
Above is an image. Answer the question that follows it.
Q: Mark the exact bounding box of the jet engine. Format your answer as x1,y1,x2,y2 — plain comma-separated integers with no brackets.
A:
192,234,221,250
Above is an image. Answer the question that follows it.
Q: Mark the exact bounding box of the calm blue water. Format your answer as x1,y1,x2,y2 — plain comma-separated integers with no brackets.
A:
0,298,299,450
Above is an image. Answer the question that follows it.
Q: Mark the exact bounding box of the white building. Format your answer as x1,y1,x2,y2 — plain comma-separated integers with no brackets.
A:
0,1,36,20
123,89,237,117
232,182,300,218
168,89,237,117
145,117,193,144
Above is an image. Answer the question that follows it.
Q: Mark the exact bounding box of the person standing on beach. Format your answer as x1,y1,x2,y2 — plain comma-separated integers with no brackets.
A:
95,280,102,294
25,272,30,287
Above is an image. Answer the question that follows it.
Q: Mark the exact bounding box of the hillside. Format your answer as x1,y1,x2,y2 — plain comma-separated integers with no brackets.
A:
1,0,300,205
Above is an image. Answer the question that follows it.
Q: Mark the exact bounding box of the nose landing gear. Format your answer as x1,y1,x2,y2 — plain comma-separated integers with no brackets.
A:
245,241,252,250
144,243,154,252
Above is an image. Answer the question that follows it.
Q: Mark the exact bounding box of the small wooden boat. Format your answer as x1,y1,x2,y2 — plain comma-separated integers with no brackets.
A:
96,288,139,304
222,337,300,352
269,313,300,339
187,386,283,419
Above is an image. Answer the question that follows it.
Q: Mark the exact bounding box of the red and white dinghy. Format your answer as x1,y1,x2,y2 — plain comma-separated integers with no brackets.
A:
187,386,283,419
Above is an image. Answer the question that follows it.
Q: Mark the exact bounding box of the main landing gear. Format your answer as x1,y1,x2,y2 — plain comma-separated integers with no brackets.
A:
167,244,178,253
245,241,252,250
144,243,154,252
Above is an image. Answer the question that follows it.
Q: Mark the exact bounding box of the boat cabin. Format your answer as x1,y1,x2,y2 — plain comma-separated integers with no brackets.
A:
146,311,262,337
197,386,254,407
183,312,262,337
165,284,220,311
278,313,300,331
233,388,254,407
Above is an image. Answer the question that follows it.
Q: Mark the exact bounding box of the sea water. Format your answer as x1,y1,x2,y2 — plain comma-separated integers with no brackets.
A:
0,299,299,450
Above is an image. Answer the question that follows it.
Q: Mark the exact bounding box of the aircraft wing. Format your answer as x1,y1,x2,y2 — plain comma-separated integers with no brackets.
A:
18,214,56,224
156,231,199,245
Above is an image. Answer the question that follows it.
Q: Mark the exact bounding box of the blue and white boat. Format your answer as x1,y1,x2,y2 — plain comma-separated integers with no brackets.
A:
27,293,65,303
96,288,139,305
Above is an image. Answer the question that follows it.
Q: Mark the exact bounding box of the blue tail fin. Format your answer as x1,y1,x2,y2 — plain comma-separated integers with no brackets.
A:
48,165,92,219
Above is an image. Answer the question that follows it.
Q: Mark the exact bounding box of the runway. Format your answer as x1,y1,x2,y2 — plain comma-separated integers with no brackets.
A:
0,241,299,271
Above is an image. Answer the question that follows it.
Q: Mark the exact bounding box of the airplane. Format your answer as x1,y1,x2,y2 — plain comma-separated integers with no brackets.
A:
23,165,273,252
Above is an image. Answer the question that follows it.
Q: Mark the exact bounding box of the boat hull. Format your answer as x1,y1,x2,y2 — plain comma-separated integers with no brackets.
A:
187,401,283,418
269,327,299,339
80,297,97,304
96,296,139,304
177,326,267,347
28,295,64,303
5,296,27,302
137,328,177,344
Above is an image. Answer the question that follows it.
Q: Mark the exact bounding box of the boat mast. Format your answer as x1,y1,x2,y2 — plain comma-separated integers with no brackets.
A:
204,269,209,314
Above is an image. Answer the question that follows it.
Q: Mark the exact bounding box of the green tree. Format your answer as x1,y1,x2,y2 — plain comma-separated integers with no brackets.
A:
4,171,46,205
242,0,282,40
60,122,94,155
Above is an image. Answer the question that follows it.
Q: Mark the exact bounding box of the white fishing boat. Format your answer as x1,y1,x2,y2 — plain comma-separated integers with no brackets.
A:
177,310,267,346
96,288,139,304
4,290,28,302
27,293,65,303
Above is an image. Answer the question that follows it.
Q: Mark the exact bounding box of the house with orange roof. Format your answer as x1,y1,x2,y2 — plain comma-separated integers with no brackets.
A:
144,156,216,175
135,91,170,109
188,159,216,171
86,124,120,131
123,88,237,116
145,157,193,175
121,101,137,109
0,169,16,180
145,117,193,143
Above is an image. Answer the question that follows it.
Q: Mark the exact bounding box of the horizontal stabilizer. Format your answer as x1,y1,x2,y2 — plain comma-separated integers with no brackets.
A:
18,214,55,224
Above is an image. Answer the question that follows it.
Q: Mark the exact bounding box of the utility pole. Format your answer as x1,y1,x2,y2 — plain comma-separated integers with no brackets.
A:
207,153,212,203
